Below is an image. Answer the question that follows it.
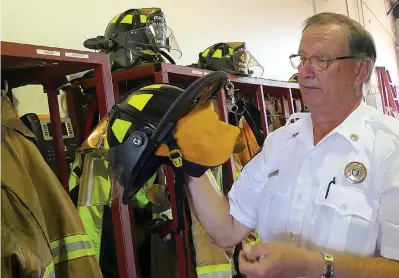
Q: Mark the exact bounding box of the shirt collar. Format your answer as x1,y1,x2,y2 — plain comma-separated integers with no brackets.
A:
285,112,313,148
285,101,369,150
1,95,35,139
330,101,369,150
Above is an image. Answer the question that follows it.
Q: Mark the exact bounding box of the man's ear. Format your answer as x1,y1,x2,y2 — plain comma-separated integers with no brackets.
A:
355,57,373,85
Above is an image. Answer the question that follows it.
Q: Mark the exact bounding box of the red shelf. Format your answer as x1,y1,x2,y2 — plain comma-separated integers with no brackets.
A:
1,41,138,278
1,40,115,188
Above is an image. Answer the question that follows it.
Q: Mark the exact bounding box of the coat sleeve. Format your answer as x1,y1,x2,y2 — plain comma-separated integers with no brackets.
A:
1,188,50,278
1,126,103,278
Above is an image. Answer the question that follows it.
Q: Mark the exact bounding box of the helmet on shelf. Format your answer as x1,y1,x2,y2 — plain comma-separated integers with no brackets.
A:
288,73,298,83
83,8,181,70
193,42,263,78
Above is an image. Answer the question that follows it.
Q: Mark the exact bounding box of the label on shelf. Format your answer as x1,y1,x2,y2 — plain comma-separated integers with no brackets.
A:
36,49,61,56
65,52,89,59
192,70,204,76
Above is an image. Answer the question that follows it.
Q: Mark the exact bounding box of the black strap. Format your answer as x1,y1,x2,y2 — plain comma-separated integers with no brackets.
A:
243,108,264,145
72,166,83,178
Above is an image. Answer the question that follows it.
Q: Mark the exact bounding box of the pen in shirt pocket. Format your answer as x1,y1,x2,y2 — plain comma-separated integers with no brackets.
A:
325,177,336,199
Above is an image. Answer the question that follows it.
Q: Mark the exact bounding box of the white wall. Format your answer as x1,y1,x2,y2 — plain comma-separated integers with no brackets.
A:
1,0,398,116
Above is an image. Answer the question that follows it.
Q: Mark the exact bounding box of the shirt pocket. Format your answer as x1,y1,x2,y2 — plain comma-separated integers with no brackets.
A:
258,169,292,241
314,183,378,253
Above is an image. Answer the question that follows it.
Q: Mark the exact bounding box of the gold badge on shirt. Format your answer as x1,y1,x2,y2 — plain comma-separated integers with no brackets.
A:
344,162,367,184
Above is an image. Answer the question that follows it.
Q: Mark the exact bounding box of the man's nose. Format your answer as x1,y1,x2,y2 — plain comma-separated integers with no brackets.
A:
299,59,315,79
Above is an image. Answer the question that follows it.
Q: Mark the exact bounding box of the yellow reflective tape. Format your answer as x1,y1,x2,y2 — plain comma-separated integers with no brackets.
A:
229,48,234,54
50,233,96,264
212,49,223,58
202,48,210,57
111,118,132,143
142,84,162,89
43,261,55,278
53,246,96,265
50,233,91,249
120,14,133,24
127,93,153,111
196,264,232,275
140,14,147,23
110,14,120,23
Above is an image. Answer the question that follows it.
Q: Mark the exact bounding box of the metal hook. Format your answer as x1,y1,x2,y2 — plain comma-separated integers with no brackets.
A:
230,104,239,114
225,80,240,114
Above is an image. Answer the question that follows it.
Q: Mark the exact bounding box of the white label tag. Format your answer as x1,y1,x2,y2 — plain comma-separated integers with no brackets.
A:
191,70,203,76
36,49,61,56
65,52,89,59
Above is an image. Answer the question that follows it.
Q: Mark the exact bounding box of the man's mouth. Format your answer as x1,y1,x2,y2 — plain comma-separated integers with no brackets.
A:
301,85,319,89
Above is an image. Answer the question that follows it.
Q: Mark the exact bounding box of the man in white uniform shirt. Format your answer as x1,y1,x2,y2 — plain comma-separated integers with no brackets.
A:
186,12,399,278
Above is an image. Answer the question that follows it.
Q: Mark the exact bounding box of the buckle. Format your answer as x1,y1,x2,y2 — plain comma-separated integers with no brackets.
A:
169,149,183,168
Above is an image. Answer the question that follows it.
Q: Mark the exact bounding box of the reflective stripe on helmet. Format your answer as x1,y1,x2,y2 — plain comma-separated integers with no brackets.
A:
111,118,132,143
142,84,163,89
127,93,154,111
202,48,211,58
110,14,134,24
212,49,223,58
140,14,147,23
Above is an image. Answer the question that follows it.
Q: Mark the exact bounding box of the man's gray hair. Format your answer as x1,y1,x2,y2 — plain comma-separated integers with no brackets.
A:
303,12,377,81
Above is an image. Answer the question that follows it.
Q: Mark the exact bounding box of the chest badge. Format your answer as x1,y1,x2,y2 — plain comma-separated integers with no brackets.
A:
344,162,367,184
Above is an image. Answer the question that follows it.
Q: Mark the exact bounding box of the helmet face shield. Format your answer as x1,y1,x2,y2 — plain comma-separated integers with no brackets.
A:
227,49,264,78
78,150,113,207
78,116,109,154
114,26,182,59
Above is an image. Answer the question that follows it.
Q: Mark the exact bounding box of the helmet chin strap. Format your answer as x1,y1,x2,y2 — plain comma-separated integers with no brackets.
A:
159,50,176,64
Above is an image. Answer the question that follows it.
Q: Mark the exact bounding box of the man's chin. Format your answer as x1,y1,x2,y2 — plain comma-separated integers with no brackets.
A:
301,93,323,109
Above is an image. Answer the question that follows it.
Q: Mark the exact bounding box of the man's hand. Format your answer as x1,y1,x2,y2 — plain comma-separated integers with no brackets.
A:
239,242,323,278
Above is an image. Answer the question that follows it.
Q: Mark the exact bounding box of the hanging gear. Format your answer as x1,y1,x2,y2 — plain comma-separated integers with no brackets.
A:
192,42,264,78
83,8,182,70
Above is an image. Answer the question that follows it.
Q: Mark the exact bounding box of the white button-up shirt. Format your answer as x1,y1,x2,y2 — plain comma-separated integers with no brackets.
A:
228,101,399,260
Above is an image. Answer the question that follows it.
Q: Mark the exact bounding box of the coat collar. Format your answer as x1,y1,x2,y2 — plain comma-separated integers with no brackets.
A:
2,95,35,139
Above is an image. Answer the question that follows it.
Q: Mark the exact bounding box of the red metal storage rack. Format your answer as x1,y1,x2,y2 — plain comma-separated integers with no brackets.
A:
1,41,139,278
1,41,114,190
76,62,301,278
376,66,399,118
